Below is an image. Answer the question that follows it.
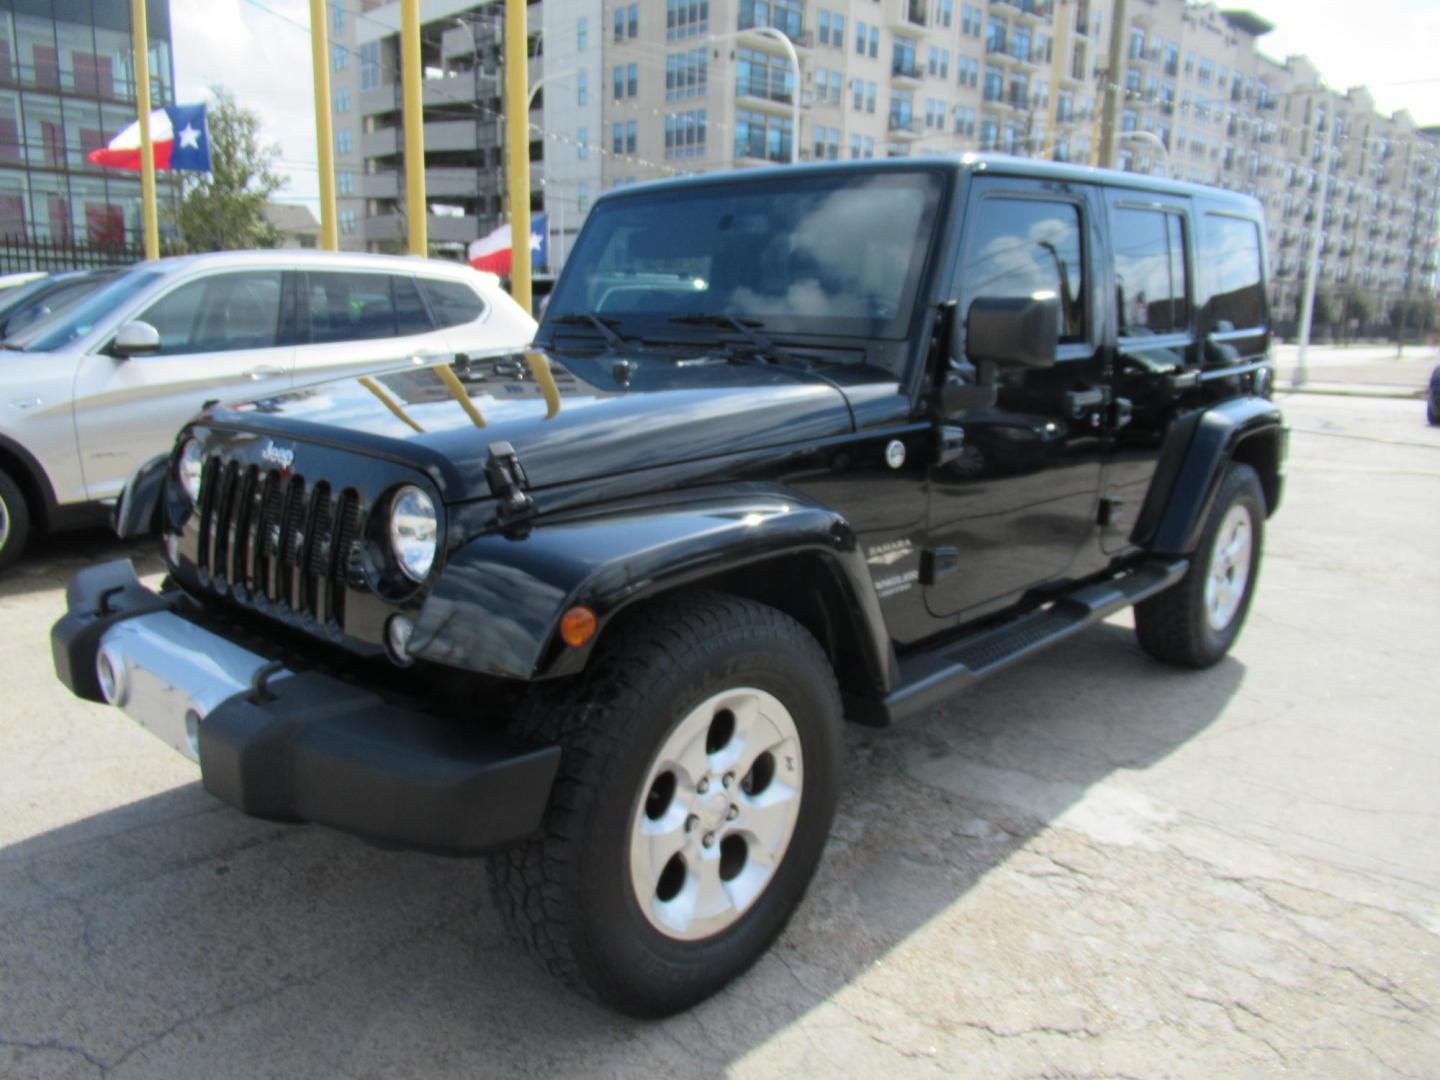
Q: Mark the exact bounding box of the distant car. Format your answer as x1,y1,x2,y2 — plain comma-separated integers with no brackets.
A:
0,268,120,341
1429,364,1439,426
0,250,536,568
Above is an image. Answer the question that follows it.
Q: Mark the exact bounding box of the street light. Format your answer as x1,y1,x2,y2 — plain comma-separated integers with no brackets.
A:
1117,130,1170,172
706,27,800,164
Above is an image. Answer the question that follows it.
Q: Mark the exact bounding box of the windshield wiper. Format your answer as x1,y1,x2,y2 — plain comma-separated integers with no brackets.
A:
551,312,627,351
666,314,811,366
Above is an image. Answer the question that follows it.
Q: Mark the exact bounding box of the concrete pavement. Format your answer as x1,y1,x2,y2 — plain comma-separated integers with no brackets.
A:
1,394,1437,1077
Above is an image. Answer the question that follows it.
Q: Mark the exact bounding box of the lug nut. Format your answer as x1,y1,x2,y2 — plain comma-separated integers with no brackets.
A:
697,778,709,794
726,805,739,821
723,772,735,788
703,832,715,848
685,814,699,833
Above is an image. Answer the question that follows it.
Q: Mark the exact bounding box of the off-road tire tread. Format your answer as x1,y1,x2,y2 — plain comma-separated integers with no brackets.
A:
1134,463,1264,669
487,590,839,1006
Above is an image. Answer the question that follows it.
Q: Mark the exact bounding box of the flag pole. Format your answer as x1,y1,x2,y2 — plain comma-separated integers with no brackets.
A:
309,0,339,251
130,0,159,260
505,0,531,315
400,0,427,256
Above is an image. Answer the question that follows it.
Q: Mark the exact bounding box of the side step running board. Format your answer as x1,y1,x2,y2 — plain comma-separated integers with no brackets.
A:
871,558,1189,726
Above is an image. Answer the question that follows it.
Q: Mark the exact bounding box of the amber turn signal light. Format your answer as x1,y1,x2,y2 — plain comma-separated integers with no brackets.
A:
560,606,598,647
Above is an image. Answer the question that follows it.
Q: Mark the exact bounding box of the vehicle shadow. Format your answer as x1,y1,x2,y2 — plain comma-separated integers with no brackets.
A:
0,528,163,601
0,622,1243,1076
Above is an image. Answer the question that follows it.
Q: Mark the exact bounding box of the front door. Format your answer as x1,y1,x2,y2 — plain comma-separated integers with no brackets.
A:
924,177,1108,620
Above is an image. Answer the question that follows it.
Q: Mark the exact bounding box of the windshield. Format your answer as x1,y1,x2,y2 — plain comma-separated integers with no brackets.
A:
13,269,162,352
544,169,945,341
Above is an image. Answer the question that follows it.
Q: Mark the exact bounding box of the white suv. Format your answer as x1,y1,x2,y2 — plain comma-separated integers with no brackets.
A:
0,250,536,569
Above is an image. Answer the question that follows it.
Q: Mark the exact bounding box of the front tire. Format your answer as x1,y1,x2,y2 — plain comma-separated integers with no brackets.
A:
1135,463,1265,669
0,469,31,572
489,592,842,1016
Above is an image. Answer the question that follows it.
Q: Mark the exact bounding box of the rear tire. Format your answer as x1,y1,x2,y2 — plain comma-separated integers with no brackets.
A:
1135,463,1265,669
0,469,30,571
1428,401,1438,426
488,591,842,1017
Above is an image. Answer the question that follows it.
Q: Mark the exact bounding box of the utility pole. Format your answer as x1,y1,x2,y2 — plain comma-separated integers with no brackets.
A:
1295,98,1335,389
400,0,427,257
506,0,532,314
1096,0,1128,168
309,0,338,250
130,0,159,259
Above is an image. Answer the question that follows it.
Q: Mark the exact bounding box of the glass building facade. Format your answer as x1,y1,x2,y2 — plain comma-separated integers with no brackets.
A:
0,0,174,248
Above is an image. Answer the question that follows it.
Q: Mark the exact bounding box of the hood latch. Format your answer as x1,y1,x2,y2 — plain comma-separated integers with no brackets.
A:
485,441,535,520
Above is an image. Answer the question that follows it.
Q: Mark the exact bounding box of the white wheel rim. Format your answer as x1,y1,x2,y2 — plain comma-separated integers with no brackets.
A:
628,687,803,941
1204,503,1253,632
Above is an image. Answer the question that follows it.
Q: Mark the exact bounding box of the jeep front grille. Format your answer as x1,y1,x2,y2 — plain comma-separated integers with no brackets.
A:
196,456,365,627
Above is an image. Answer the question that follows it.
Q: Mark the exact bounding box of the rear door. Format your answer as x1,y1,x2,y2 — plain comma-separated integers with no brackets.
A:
924,175,1108,620
71,268,296,501
291,269,452,387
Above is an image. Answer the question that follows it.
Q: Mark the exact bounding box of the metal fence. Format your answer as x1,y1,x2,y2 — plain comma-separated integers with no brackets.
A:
0,234,166,274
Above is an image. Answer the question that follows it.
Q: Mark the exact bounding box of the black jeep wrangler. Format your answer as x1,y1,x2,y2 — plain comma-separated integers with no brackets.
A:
54,158,1284,1016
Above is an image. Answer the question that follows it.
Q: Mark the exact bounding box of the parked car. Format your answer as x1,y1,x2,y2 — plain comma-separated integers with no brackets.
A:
0,250,535,568
53,158,1284,1015
0,270,47,291
0,268,120,341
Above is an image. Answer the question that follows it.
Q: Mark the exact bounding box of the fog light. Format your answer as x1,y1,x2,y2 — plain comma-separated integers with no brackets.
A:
386,614,415,666
96,649,125,706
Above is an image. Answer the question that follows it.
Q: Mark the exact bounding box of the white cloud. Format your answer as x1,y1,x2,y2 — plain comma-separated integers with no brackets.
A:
171,0,320,207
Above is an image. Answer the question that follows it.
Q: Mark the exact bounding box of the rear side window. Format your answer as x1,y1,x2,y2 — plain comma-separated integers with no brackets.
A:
963,197,1085,342
418,277,487,328
139,271,284,355
1112,207,1188,335
305,271,436,343
1201,214,1265,333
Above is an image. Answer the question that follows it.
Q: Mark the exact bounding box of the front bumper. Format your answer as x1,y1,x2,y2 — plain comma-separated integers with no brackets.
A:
52,561,560,854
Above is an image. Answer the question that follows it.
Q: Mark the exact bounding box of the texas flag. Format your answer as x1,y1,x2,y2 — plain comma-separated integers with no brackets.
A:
468,213,547,276
88,103,212,172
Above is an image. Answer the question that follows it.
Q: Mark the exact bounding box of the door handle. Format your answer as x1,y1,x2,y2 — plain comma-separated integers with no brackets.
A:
244,365,288,380
1064,387,1109,417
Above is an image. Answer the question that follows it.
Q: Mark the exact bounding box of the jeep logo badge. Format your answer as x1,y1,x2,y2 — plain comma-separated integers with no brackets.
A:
260,441,295,470
885,439,906,470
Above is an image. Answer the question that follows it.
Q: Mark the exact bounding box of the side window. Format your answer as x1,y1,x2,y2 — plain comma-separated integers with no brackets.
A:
1200,214,1265,333
393,275,433,336
306,271,397,343
963,197,1085,342
1112,206,1189,335
138,271,283,355
418,277,487,329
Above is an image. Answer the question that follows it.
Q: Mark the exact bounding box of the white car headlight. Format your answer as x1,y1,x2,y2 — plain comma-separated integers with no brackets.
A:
389,485,438,582
177,438,204,503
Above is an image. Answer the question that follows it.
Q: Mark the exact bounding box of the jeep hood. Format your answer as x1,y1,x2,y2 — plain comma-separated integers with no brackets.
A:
210,350,855,502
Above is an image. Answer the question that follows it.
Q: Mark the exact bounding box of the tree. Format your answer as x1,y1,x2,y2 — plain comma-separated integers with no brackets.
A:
1341,287,1371,341
1311,289,1336,337
171,85,285,252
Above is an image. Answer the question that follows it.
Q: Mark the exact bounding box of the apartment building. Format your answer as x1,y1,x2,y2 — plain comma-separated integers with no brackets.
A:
0,0,176,258
336,0,1439,326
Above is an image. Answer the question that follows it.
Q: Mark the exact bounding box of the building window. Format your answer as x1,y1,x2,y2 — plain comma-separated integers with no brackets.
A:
983,66,1003,102
666,0,710,39
855,20,867,55
666,48,708,100
626,120,637,153
331,2,343,34
614,65,623,98
577,70,588,105
628,3,639,37
819,10,831,44
613,122,624,153
939,0,953,27
736,48,793,104
331,42,347,71
893,36,917,77
360,41,379,90
578,17,587,49
614,8,624,41
739,0,801,38
869,24,879,57
832,13,843,48
337,171,354,195
334,87,349,113
577,183,589,214
336,128,351,154
628,62,638,96
577,127,588,159
664,108,707,159
734,109,792,162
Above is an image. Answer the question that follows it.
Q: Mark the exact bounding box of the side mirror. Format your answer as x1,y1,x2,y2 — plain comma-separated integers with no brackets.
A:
966,293,1059,370
110,320,161,358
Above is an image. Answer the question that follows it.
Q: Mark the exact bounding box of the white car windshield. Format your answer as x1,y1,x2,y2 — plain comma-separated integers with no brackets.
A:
11,270,164,353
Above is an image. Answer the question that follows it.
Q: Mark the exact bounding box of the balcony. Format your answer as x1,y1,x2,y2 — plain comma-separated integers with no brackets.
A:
991,0,1053,19
736,77,795,108
891,58,924,82
888,115,923,137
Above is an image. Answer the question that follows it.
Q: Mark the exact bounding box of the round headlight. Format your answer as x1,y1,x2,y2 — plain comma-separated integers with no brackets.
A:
389,486,438,582
177,438,204,503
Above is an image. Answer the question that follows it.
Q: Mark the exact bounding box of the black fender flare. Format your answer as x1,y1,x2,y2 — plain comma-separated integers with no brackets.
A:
1138,395,1286,556
113,453,171,539
407,488,895,693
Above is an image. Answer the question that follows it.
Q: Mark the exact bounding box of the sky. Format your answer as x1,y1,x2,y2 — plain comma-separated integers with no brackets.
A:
172,0,1440,214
